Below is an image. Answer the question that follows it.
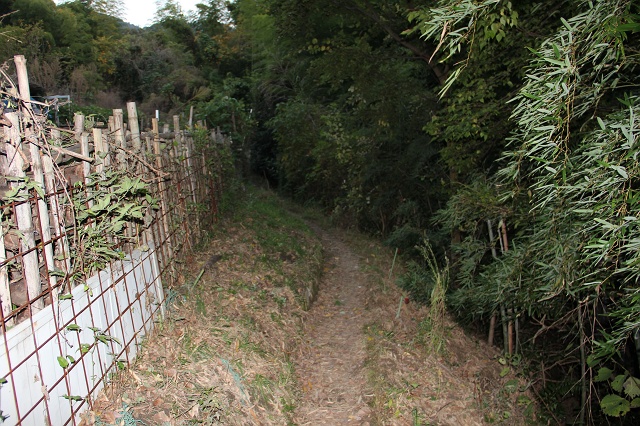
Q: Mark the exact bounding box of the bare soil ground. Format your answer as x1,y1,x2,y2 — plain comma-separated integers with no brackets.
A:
293,224,375,425
83,189,538,425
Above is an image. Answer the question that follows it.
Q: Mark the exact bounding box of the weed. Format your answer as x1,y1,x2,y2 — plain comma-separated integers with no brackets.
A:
196,295,207,316
251,374,274,406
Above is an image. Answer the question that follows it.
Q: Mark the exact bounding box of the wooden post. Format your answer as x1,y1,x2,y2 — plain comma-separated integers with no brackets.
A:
5,112,43,312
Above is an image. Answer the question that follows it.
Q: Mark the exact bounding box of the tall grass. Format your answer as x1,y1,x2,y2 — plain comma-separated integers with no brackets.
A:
419,241,449,355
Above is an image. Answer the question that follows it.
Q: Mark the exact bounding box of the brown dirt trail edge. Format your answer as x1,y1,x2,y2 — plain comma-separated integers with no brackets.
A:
294,225,374,425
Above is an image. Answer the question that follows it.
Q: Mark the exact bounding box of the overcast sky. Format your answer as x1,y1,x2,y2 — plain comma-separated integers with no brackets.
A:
122,0,202,27
54,1,203,28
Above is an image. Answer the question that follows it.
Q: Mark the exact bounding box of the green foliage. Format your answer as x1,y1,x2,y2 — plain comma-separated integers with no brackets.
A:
68,171,156,284
596,369,640,417
417,0,640,421
407,0,520,97
397,260,434,306
423,241,449,355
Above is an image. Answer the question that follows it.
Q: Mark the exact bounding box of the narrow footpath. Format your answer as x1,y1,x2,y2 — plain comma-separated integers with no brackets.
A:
294,226,374,425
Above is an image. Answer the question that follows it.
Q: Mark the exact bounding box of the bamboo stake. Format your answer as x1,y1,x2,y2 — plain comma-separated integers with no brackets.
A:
93,127,108,174
183,137,200,230
126,102,142,151
152,118,172,261
43,154,71,289
172,116,192,250
0,220,11,325
80,133,93,209
145,135,152,155
113,109,126,169
15,55,58,305
5,112,43,312
46,129,71,278
0,139,13,323
188,106,194,130
74,113,84,139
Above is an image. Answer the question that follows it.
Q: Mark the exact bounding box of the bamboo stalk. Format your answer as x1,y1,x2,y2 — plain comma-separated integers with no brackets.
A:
488,315,496,347
507,313,514,355
498,218,513,355
0,135,13,323
578,302,587,425
15,55,58,306
184,134,200,235
80,133,93,209
113,109,126,169
46,129,71,278
127,102,142,151
500,304,508,354
93,127,108,174
487,219,498,346
5,112,43,312
152,118,172,262
0,221,11,325
172,115,192,249
42,154,71,291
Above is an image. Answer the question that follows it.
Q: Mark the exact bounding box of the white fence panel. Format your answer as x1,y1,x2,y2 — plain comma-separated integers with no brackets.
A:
0,247,163,425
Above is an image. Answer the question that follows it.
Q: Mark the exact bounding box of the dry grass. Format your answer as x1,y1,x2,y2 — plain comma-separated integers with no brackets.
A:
82,187,540,426
347,232,540,425
82,188,322,425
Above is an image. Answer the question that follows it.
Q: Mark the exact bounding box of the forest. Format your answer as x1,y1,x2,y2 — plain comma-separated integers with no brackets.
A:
1,0,639,423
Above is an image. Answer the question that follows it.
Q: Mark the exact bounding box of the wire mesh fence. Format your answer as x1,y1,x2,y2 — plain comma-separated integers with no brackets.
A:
0,55,226,424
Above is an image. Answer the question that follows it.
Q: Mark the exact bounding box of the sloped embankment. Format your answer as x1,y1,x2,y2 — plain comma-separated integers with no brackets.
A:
84,187,536,425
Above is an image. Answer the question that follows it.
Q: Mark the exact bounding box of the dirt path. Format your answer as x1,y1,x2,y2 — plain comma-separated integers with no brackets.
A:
294,226,374,425
85,190,535,425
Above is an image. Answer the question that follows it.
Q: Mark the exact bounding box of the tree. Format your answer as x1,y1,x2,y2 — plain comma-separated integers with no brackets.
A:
56,0,124,19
